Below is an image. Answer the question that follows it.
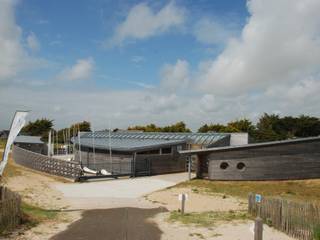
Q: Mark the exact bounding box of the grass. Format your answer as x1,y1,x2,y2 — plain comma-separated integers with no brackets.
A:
0,139,6,149
314,225,320,240
0,149,22,182
168,210,249,227
21,202,58,228
176,179,320,202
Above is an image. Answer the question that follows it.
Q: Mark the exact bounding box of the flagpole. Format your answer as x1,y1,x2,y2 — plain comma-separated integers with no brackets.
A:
108,121,112,173
92,126,96,169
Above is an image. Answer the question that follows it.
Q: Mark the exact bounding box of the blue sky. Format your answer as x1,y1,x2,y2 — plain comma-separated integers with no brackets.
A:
1,0,320,131
15,0,247,89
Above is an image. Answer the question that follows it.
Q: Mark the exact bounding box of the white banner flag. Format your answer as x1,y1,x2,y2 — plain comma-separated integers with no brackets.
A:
0,111,29,176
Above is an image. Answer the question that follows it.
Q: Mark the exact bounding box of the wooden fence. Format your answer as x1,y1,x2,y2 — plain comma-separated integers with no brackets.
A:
13,146,81,180
248,193,320,240
0,186,21,233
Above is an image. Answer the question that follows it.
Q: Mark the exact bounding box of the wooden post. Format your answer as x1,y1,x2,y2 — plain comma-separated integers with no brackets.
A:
181,194,185,215
254,217,263,240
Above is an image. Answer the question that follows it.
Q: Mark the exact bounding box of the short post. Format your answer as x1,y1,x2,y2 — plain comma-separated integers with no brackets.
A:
181,194,185,215
254,217,263,240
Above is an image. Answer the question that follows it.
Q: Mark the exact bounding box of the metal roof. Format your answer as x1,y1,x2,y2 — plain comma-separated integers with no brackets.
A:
74,131,230,152
76,137,186,152
179,136,320,155
14,136,44,144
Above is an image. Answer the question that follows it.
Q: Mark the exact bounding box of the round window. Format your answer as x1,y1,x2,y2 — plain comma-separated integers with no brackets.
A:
220,162,229,170
237,162,246,171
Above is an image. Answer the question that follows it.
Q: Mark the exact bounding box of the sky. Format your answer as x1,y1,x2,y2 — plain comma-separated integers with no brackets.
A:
1,0,320,131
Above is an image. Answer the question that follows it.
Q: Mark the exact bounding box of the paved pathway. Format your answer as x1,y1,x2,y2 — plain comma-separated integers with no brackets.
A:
51,207,167,240
54,173,191,209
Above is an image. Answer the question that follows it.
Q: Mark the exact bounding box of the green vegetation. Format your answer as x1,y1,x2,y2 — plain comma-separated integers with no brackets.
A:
177,179,320,202
198,113,320,142
128,121,191,132
314,225,320,240
169,210,248,227
21,118,53,137
0,139,6,149
21,202,58,228
1,156,22,180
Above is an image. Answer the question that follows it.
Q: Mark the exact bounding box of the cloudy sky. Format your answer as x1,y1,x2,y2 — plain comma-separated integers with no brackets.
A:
1,0,320,131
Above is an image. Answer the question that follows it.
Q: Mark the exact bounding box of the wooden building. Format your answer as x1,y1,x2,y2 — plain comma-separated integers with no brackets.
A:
73,131,248,176
180,136,320,180
13,136,47,155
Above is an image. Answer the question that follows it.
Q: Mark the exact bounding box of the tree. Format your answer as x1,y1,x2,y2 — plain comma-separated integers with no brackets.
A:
227,119,255,133
128,121,191,132
198,119,254,133
21,119,53,136
70,121,91,133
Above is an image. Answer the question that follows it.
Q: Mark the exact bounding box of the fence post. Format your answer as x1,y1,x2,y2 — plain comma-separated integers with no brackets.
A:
254,217,263,240
181,194,186,215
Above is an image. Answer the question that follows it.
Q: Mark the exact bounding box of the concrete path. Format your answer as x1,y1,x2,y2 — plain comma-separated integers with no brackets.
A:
54,173,191,209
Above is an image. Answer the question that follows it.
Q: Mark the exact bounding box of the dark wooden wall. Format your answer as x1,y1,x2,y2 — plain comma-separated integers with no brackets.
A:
199,138,320,180
75,144,188,176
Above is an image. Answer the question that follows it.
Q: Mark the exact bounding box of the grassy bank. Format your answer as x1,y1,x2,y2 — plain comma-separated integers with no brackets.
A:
0,139,6,149
177,179,320,202
21,202,58,228
169,210,249,227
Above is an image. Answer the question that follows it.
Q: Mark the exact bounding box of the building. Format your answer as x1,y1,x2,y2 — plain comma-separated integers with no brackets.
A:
14,136,47,154
73,131,248,176
180,136,320,180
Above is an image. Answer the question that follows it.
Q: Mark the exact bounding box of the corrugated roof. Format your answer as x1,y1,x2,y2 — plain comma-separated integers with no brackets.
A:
179,136,320,155
77,137,186,152
14,136,44,144
73,131,230,152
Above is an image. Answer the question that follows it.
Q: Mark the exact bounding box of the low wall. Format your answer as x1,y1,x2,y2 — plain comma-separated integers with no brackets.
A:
13,146,81,180
193,137,320,180
0,186,21,233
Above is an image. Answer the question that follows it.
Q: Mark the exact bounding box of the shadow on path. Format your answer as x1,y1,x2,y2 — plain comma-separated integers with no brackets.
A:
50,207,167,240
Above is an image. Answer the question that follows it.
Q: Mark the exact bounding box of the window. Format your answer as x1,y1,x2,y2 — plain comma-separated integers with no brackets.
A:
138,149,160,155
177,145,183,151
237,162,246,171
220,162,229,170
161,147,172,154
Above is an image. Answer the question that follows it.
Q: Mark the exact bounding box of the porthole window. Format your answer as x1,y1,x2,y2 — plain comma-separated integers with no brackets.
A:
237,162,246,171
220,162,229,170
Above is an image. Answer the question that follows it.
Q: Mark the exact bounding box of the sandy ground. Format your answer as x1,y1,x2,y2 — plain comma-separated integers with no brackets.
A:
2,161,294,240
146,187,247,212
2,162,82,240
155,212,294,240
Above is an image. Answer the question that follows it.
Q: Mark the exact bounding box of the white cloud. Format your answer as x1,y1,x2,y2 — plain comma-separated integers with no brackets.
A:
200,94,217,113
107,2,186,47
193,18,234,45
59,58,94,81
160,59,190,91
198,0,320,95
0,0,28,80
27,32,40,51
0,0,44,82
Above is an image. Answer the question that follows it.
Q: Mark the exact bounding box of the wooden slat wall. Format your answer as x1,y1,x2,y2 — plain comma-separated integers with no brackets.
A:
248,193,320,240
204,139,320,180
